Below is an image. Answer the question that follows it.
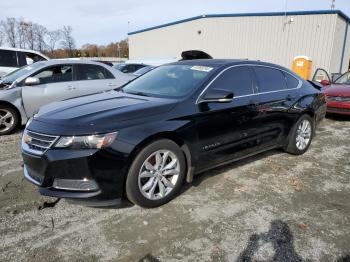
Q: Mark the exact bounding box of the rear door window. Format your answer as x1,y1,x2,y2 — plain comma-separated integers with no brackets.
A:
284,72,299,89
209,66,254,96
76,64,110,80
254,67,287,92
0,50,18,67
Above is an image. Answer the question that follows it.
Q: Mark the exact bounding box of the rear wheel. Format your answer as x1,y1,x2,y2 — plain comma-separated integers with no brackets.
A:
285,114,313,155
125,139,186,208
0,106,19,135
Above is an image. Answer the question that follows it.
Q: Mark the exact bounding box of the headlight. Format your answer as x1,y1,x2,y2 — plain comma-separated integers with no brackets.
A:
54,132,118,149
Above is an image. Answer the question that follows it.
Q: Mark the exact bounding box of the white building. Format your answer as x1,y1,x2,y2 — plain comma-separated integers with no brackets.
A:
128,10,350,75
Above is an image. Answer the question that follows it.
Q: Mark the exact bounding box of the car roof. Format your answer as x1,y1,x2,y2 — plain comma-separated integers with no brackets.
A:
0,47,50,59
173,59,284,68
40,59,113,66
171,59,294,72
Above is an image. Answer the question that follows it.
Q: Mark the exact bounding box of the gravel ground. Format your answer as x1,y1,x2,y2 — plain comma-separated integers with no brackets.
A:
0,116,349,262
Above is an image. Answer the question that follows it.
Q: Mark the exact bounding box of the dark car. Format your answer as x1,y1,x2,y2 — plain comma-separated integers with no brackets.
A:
21,59,326,208
113,63,148,74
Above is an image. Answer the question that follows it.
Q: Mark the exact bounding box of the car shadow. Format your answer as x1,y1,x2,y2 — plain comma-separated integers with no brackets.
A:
325,113,350,121
237,220,303,262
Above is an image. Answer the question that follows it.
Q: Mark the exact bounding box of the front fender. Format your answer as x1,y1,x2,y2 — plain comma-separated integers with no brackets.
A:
0,87,28,125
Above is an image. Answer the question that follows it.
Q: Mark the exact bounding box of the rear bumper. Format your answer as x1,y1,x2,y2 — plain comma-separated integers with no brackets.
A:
22,146,129,205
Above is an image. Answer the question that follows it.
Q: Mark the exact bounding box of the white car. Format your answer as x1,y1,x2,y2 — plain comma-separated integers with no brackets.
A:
0,47,49,77
0,60,134,135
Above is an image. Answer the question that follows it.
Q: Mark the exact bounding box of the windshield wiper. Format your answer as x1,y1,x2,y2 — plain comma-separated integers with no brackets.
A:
125,91,150,97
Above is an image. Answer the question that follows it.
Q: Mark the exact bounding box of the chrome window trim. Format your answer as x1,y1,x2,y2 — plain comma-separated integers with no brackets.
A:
195,64,303,104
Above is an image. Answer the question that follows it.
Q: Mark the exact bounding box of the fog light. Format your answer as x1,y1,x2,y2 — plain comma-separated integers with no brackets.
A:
53,178,99,191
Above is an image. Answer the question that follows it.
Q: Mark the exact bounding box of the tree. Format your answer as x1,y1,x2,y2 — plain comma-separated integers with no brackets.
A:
0,31,3,46
1,17,17,47
24,22,35,50
46,30,62,53
34,24,47,51
17,19,28,48
61,25,75,57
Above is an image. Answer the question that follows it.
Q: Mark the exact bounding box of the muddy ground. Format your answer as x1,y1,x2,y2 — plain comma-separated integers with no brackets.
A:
0,116,349,262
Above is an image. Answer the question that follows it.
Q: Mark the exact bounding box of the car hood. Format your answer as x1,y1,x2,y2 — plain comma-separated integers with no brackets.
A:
30,91,177,135
323,84,350,96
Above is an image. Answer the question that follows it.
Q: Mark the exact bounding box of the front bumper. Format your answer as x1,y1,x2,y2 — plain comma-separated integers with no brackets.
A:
22,146,129,206
326,101,350,115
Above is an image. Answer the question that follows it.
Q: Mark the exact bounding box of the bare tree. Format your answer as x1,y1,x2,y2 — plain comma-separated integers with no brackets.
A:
33,24,47,51
46,30,62,53
0,31,4,46
16,19,26,48
24,22,35,50
1,18,17,47
61,25,75,56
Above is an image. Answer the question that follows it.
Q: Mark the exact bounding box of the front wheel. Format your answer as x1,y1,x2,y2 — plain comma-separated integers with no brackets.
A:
125,139,186,208
0,106,19,135
285,114,314,155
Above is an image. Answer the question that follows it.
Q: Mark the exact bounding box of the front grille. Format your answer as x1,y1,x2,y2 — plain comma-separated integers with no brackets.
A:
22,130,59,155
327,96,350,102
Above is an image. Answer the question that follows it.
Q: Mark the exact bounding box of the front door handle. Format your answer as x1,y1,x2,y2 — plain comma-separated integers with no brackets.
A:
286,94,296,101
249,100,259,107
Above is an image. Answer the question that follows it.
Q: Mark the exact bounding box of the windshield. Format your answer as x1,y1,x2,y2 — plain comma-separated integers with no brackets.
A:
1,63,44,84
123,65,214,98
335,71,350,85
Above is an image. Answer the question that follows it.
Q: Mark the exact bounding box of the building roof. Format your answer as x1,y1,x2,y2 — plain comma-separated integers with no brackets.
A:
128,10,350,35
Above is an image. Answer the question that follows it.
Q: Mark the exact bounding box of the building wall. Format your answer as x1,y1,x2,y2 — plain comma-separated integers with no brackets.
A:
129,14,339,75
337,18,350,73
330,16,350,73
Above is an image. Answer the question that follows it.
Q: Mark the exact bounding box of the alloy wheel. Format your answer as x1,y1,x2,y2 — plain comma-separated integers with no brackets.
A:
296,119,312,150
138,149,180,200
0,109,15,133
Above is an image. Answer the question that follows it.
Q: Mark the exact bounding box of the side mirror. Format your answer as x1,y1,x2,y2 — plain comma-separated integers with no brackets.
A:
199,88,234,104
320,79,330,86
24,77,40,86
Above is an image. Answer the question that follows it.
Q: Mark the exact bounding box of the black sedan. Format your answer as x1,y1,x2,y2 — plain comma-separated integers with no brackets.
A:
22,59,326,208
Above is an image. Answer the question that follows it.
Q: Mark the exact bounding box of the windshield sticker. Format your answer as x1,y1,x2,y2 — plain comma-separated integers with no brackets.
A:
190,66,213,72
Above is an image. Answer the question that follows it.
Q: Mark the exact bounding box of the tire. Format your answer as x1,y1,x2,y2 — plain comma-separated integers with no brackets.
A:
125,139,186,208
0,106,19,135
285,114,314,155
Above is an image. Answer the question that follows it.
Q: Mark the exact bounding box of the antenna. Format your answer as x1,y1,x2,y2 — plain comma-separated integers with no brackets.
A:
331,0,335,10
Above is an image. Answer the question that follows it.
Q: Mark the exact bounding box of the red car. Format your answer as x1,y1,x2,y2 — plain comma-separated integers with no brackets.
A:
313,69,350,115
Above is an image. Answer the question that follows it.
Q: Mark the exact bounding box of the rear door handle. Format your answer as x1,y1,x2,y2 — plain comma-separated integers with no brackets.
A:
67,86,76,91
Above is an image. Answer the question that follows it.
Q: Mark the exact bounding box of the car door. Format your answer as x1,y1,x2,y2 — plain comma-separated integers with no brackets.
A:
253,66,301,149
74,64,118,96
195,66,260,170
312,68,331,83
21,64,75,117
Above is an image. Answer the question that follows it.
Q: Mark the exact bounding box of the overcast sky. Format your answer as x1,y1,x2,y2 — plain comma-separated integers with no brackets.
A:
1,0,349,47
